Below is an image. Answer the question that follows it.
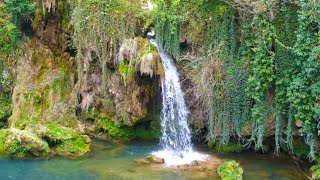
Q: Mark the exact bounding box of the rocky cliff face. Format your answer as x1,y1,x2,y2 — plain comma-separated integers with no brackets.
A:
1,1,161,158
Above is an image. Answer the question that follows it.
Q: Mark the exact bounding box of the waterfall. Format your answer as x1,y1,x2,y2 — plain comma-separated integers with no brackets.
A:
158,43,192,152
151,40,208,166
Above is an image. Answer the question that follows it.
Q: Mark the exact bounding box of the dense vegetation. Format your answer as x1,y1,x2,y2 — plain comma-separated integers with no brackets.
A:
152,0,320,160
0,0,319,178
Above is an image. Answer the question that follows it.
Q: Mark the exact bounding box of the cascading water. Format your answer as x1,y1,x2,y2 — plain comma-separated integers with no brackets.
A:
151,40,208,166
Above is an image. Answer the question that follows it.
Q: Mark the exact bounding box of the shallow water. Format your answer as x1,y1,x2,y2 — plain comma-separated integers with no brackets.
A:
0,140,309,180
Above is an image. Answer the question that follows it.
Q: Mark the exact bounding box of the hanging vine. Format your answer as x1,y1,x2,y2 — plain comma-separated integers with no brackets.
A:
287,0,320,160
153,0,183,59
246,15,275,151
72,0,140,94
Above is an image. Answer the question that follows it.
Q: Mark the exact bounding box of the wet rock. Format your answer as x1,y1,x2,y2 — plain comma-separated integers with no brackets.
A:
146,155,165,164
174,157,222,173
190,160,200,166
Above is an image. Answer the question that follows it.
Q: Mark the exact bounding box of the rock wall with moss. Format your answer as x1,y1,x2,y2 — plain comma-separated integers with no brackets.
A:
0,0,162,158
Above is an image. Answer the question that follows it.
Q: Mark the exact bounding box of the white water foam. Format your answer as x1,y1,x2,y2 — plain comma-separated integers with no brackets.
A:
150,39,209,166
152,150,209,166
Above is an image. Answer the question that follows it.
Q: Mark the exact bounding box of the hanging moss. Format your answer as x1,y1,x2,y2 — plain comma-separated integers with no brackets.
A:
72,0,141,93
153,0,182,58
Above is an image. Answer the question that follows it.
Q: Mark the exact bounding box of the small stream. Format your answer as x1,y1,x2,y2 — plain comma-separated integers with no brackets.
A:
0,140,309,180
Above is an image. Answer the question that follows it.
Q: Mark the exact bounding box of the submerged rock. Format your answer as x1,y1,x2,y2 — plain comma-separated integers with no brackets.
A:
174,157,222,172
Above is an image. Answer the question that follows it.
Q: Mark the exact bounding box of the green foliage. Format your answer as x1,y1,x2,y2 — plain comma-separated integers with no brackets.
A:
189,3,251,145
208,141,242,153
119,61,129,81
171,0,319,159
291,143,310,160
285,1,320,160
0,3,18,53
246,16,275,150
0,0,34,95
0,93,12,121
273,3,298,153
218,160,243,180
153,0,182,58
311,161,320,180
4,0,34,25
0,0,34,51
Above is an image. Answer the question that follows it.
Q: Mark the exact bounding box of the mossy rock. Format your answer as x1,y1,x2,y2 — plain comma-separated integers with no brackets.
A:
218,160,243,180
9,43,78,130
28,123,92,158
82,110,135,142
208,141,243,153
82,109,160,142
0,128,49,158
43,123,78,141
55,135,91,158
97,120,135,142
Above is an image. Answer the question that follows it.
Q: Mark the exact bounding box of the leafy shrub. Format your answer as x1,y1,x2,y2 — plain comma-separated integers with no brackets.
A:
218,160,243,180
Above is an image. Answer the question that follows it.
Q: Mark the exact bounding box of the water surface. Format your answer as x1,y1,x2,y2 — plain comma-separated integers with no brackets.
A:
0,140,309,180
